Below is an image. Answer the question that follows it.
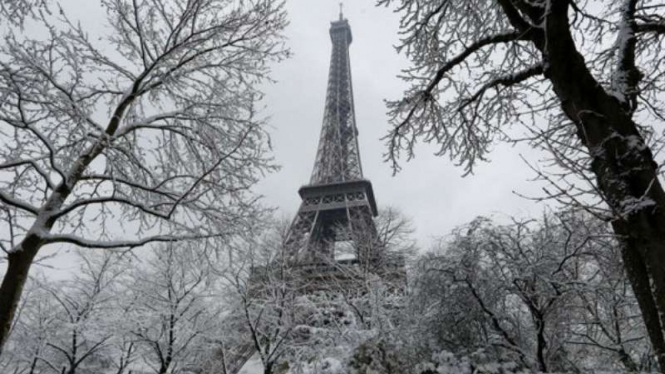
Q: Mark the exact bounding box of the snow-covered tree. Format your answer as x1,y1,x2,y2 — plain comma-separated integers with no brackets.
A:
408,211,650,372
330,208,414,333
567,232,652,371
0,252,127,374
40,253,126,374
0,0,288,352
221,210,417,374
379,0,665,367
2,244,227,374
0,277,60,374
126,242,220,374
223,222,306,374
334,207,415,277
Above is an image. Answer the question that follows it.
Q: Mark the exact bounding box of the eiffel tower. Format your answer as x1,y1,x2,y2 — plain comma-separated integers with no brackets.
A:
285,9,379,266
227,12,402,374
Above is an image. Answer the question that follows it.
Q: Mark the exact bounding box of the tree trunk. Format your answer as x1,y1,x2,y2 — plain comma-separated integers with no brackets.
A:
542,2,665,370
535,317,548,372
0,234,42,354
619,233,665,370
29,354,38,374
264,361,273,374
67,327,78,374
617,345,640,372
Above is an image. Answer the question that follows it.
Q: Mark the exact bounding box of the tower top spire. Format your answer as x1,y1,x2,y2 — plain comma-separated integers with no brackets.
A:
339,2,343,20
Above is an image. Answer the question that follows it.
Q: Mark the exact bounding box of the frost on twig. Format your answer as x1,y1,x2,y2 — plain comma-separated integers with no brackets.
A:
0,0,48,26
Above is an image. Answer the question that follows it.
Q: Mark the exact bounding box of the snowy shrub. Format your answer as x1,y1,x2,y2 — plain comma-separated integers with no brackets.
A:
347,338,406,374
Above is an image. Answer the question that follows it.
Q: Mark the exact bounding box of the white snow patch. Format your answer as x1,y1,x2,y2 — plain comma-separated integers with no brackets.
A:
238,353,264,374
625,134,647,152
334,240,356,261
620,196,656,216
609,0,636,103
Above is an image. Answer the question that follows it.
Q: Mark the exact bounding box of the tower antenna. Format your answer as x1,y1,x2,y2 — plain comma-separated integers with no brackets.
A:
339,2,343,20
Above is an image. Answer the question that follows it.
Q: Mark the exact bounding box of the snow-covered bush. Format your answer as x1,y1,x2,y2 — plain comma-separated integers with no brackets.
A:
347,338,405,374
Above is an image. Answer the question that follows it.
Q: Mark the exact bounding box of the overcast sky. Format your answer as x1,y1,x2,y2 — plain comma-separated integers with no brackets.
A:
256,0,550,250
16,0,555,279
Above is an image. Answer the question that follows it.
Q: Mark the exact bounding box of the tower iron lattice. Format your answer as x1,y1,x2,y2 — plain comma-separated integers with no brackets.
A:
228,13,398,374
285,12,380,265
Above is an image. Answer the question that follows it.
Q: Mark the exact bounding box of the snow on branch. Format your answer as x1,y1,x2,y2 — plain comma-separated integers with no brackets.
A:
635,13,665,34
43,232,225,250
0,190,39,215
385,53,543,174
0,0,47,26
0,0,288,254
420,31,527,95
609,0,642,112
459,64,544,110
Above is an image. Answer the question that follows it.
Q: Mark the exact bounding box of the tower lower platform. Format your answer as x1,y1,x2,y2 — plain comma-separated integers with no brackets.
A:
285,179,378,263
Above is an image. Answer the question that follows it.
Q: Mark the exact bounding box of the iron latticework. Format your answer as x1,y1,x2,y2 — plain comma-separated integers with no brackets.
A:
285,13,379,264
309,17,363,185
